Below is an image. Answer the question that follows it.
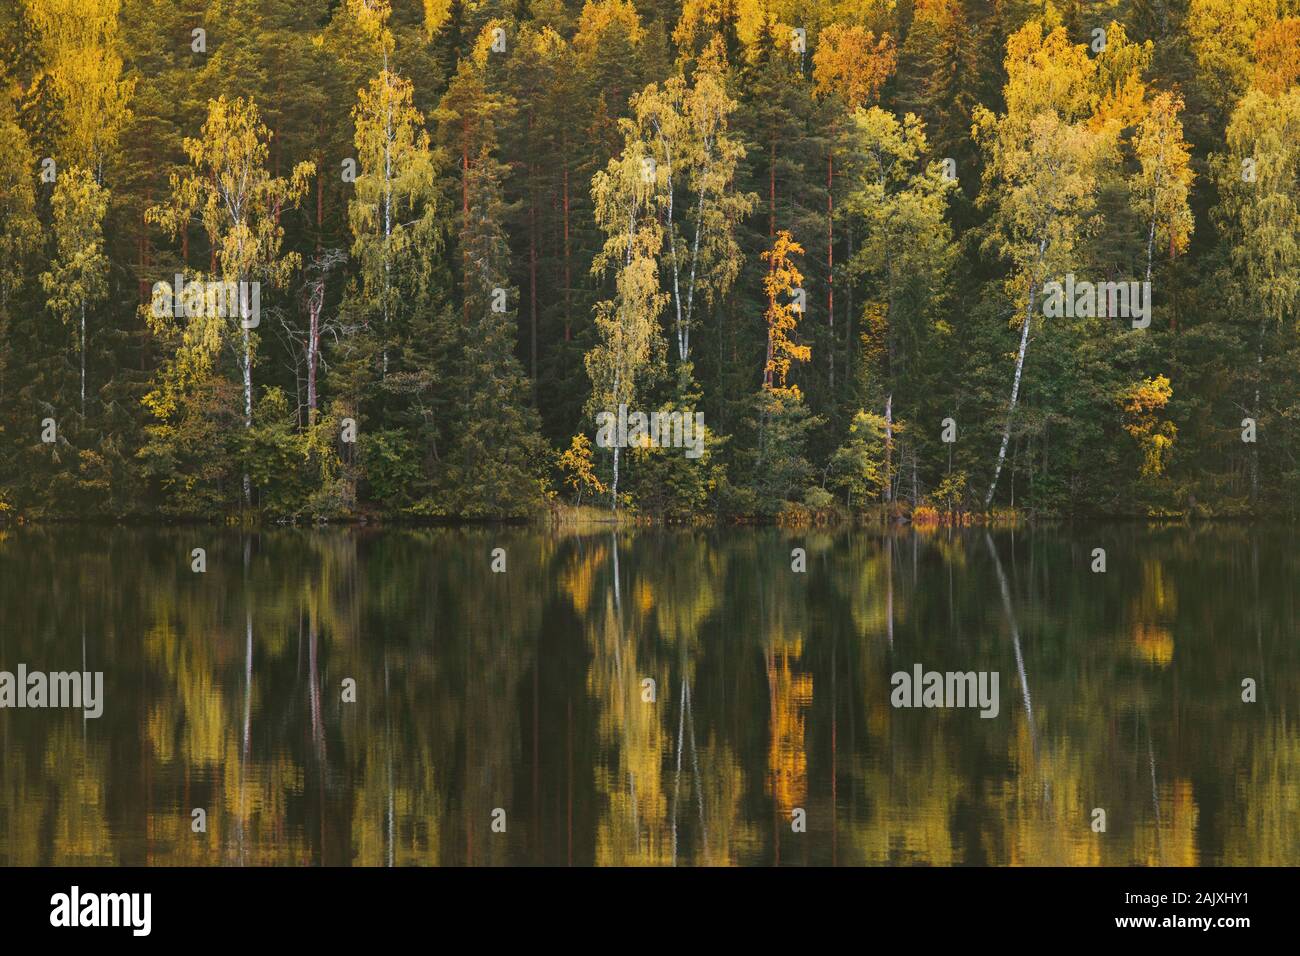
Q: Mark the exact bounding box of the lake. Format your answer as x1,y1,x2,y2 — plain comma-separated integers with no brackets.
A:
0,524,1296,865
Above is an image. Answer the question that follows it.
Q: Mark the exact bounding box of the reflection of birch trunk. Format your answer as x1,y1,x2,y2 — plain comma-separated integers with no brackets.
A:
672,675,686,866
1145,715,1163,861
81,614,87,745
385,654,394,867
984,532,1036,753
885,536,894,648
1251,325,1263,504
309,610,323,761
686,679,706,851
1253,539,1267,718
884,394,893,504
239,537,253,862
831,636,837,866
611,532,622,620
665,674,709,862
79,299,86,417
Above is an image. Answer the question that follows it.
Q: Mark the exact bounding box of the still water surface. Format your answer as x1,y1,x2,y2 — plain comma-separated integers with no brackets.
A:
0,524,1296,865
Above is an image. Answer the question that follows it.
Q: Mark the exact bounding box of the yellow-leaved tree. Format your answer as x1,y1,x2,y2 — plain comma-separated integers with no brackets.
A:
1119,374,1177,479
761,230,809,393
146,96,314,504
24,0,134,183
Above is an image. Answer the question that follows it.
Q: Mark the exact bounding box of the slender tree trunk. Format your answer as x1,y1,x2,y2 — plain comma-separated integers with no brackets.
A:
911,451,918,507
684,184,705,361
884,393,893,503
844,224,853,400
529,179,538,396
827,150,834,390
563,146,572,342
316,167,324,253
307,297,321,424
462,126,470,329
382,86,393,377
769,138,776,238
658,132,686,362
242,322,253,503
79,298,86,417
984,245,1044,509
1145,216,1156,287
611,441,621,512
1252,321,1264,504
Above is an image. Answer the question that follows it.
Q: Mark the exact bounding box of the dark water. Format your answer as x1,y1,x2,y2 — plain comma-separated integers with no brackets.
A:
0,524,1296,866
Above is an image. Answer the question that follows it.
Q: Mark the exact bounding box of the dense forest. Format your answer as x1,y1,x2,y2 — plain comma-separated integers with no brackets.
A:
0,0,1297,522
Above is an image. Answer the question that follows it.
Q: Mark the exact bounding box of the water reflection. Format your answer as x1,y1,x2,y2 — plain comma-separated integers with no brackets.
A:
0,524,1296,865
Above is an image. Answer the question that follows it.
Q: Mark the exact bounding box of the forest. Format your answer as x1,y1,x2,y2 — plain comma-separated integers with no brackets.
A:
0,0,1297,522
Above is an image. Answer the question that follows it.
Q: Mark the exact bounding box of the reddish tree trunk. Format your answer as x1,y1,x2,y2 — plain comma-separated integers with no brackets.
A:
827,150,834,390
563,160,572,342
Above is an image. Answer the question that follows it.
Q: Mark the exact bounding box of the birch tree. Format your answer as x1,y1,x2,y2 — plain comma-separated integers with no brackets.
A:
25,0,134,184
1214,88,1300,503
146,95,314,504
41,167,108,417
973,21,1111,509
351,69,441,377
1131,91,1194,287
636,40,753,365
586,134,668,510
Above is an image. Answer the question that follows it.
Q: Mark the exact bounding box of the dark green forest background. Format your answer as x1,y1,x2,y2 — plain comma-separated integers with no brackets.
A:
0,0,1297,522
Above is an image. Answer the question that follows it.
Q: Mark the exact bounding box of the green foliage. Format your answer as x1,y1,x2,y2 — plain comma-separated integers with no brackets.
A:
0,2,1296,522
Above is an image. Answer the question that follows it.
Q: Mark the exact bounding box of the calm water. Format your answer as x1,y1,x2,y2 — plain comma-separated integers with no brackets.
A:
0,524,1296,866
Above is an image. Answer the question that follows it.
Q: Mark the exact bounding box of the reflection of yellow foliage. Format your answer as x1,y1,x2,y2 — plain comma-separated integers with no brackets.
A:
44,726,114,865
559,540,604,615
635,579,655,616
1222,722,1300,866
1132,623,1174,666
1134,778,1199,866
1129,559,1176,665
1002,722,1103,867
767,647,812,814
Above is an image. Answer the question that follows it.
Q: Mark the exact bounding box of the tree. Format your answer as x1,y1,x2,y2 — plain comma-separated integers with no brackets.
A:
973,21,1113,509
1118,374,1176,479
1213,88,1300,503
1131,90,1194,287
637,39,754,365
351,68,442,377
812,22,896,391
41,165,108,417
1253,17,1300,96
439,65,546,516
585,117,669,510
761,230,808,391
0,85,40,407
145,95,314,505
558,432,605,504
828,408,888,507
25,0,135,183
845,107,957,505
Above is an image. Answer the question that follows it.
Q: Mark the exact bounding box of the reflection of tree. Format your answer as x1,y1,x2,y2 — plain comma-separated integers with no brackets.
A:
765,644,812,817
43,724,113,865
1,525,1298,866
